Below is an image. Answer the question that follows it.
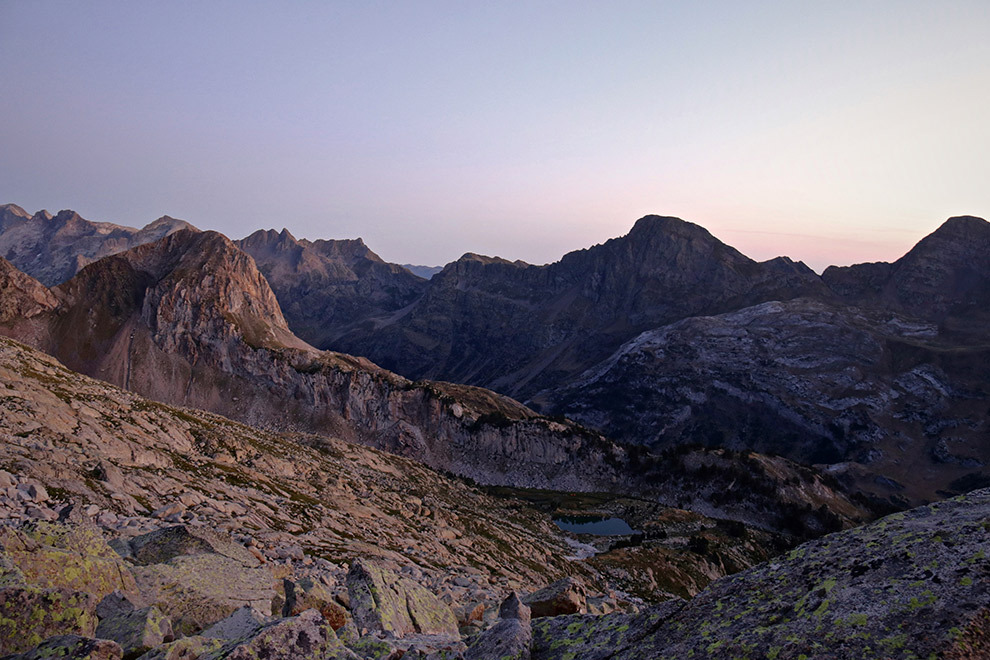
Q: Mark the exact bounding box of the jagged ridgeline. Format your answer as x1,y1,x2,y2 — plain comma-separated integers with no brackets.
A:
0,216,870,540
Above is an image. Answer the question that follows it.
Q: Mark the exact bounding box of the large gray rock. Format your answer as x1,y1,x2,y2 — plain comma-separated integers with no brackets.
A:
199,606,270,641
123,526,260,568
465,594,531,660
346,559,458,638
130,552,276,636
203,609,358,660
94,605,174,656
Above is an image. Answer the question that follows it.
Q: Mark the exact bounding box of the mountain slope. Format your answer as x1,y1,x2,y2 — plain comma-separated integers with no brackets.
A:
330,215,827,400
0,204,198,287
234,228,427,349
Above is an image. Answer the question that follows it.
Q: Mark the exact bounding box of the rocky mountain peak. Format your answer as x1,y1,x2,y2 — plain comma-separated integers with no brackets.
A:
0,203,30,219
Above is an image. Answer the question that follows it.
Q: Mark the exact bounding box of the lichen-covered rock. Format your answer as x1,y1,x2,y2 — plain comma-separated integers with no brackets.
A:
123,526,260,568
347,560,457,638
0,522,138,600
4,635,123,660
94,605,174,656
132,636,223,660
465,594,531,660
199,605,270,641
532,489,990,659
130,553,276,636
530,600,685,660
202,609,358,660
523,577,586,618
0,586,98,654
283,577,348,630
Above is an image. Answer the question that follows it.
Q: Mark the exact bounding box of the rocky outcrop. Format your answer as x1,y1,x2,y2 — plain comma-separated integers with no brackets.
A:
0,205,197,287
0,586,99,654
235,229,427,350
531,488,990,659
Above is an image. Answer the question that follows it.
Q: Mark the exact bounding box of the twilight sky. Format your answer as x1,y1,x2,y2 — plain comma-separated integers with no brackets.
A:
1,1,988,271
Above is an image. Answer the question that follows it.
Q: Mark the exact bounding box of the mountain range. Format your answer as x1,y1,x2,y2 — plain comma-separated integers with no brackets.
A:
1,202,988,659
2,204,986,507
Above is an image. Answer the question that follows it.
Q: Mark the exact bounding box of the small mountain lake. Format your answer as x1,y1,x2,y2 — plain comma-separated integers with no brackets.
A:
553,515,637,536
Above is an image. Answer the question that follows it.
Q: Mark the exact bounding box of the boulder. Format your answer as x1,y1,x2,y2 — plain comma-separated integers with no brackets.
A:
465,593,531,660
132,636,223,660
347,559,458,638
4,635,123,660
199,605,270,640
94,605,174,657
283,577,348,630
522,577,586,618
203,609,358,660
0,586,98,654
0,522,138,600
123,526,259,567
130,552,276,636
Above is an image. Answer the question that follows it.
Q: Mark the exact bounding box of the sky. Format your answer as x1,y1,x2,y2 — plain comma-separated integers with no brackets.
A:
1,1,988,272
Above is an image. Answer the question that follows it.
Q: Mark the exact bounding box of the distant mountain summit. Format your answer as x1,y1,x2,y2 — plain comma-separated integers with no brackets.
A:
0,204,198,286
235,228,427,348
330,214,827,400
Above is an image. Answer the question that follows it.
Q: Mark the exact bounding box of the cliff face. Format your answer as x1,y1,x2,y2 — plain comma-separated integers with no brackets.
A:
0,204,197,287
331,216,827,400
235,229,428,349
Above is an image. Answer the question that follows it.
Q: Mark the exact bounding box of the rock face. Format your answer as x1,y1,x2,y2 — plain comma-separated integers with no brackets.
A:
522,578,586,618
235,229,428,350
531,488,990,659
0,204,196,287
330,216,826,402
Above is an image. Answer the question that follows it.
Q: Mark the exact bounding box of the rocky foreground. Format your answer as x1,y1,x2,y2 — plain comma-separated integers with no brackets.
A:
0,334,807,657
3,488,988,659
